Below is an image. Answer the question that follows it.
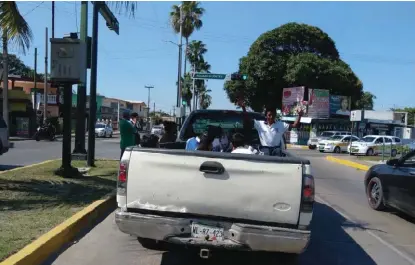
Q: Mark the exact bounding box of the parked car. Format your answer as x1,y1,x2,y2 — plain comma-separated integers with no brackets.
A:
348,135,402,157
364,150,415,217
0,116,9,155
151,124,164,136
115,109,315,261
95,123,113,138
307,131,351,150
318,135,360,153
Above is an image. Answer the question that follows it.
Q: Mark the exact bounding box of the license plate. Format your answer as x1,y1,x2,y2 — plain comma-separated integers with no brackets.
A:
191,223,224,241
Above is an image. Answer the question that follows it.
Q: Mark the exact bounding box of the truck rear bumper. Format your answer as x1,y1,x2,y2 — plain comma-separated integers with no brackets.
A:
115,209,310,254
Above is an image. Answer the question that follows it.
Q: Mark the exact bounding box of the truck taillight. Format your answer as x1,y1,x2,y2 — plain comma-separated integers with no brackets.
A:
117,160,129,196
303,175,315,202
118,163,127,183
301,165,314,213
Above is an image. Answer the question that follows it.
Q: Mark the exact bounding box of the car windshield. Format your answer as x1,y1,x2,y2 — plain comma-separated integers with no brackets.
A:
181,111,265,144
361,137,376,142
95,124,105,129
153,125,162,129
320,132,335,137
330,136,344,141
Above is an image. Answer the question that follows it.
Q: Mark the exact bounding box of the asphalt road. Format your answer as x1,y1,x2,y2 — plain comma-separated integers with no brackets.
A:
41,148,415,265
0,136,121,170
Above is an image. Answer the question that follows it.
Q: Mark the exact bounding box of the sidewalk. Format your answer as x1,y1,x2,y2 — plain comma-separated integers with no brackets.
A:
10,131,120,142
335,155,386,167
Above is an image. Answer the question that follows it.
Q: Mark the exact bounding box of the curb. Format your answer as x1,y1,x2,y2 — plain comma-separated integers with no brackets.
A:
0,160,56,175
1,195,116,265
326,156,370,171
287,144,309,149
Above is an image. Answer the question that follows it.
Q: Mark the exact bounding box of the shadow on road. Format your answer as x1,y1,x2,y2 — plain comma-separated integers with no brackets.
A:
156,202,376,265
0,164,23,171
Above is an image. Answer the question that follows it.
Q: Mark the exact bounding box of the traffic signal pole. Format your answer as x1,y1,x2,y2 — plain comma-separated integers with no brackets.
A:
73,1,88,156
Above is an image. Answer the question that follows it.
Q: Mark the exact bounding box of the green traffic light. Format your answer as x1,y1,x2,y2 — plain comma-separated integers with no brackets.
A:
242,75,247,80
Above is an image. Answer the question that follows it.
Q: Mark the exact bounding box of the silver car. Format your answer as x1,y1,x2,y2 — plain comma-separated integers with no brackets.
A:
307,131,351,149
0,116,9,155
151,125,164,136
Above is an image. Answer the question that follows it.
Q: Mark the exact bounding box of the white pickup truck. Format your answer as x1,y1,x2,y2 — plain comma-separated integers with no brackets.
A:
115,110,315,260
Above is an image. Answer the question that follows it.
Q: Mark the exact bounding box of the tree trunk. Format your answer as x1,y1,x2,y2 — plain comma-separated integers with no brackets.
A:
2,32,9,134
183,38,188,75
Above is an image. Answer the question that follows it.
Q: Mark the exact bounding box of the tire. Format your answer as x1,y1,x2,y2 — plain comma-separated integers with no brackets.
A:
334,146,341,154
319,150,324,153
110,133,113,138
104,131,107,138
366,148,374,156
35,134,40,141
391,149,397,158
366,177,385,211
308,145,316,150
137,237,167,251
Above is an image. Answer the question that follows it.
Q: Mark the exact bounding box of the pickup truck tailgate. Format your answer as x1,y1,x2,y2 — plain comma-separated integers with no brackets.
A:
125,150,304,225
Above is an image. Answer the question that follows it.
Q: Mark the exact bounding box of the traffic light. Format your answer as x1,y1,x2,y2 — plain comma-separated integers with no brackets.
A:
182,100,187,106
231,73,248,81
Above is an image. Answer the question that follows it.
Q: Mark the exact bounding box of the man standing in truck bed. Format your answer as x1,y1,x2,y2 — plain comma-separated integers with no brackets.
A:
238,99,303,156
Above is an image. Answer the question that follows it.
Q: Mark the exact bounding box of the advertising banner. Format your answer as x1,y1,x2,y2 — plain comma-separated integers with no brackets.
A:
330,95,351,116
307,89,330,118
281,87,305,116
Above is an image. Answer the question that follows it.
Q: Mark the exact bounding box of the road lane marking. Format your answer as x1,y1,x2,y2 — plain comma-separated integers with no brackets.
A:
326,155,370,171
0,159,56,175
316,195,415,265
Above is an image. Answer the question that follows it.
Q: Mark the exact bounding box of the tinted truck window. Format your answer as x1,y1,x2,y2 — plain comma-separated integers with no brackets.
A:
0,117,7,128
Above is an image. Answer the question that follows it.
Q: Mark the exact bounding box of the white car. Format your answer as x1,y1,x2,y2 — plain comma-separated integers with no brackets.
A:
348,135,402,157
95,123,113,138
307,131,351,149
0,116,9,155
151,125,164,136
318,135,360,153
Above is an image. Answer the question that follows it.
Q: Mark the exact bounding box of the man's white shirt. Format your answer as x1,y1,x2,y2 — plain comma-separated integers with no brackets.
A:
253,120,290,147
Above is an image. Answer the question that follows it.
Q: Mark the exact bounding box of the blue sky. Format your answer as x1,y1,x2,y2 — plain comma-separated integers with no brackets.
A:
14,1,415,114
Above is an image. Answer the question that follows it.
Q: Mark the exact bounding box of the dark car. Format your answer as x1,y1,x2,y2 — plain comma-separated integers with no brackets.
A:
365,150,415,217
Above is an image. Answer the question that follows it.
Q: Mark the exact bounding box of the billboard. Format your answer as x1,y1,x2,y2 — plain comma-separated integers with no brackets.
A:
307,89,330,118
330,95,351,116
281,87,305,116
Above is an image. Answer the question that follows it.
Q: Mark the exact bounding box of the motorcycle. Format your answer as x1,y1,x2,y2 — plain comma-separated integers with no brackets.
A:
35,123,56,141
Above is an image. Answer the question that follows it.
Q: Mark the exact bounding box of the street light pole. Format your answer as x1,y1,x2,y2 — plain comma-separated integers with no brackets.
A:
87,1,100,167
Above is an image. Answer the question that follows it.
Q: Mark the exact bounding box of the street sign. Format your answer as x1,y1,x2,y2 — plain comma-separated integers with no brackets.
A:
193,73,227,80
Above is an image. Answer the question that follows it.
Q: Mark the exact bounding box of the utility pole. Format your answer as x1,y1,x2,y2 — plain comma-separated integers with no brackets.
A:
33,48,37,111
192,63,196,111
153,102,156,116
43,27,48,122
145,85,153,130
117,100,120,129
73,1,88,155
87,2,100,167
52,2,55,38
176,4,184,125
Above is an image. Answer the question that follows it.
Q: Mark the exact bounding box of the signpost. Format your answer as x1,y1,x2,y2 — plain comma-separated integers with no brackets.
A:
192,73,227,80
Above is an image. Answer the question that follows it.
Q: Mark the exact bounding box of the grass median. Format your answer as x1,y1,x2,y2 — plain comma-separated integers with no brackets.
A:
0,159,119,261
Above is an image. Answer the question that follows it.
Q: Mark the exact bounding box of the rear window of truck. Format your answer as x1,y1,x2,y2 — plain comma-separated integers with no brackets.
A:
181,111,265,144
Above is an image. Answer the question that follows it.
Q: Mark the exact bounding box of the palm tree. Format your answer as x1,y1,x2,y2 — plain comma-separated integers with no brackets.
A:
187,40,207,68
169,1,204,75
0,2,33,131
199,85,212,110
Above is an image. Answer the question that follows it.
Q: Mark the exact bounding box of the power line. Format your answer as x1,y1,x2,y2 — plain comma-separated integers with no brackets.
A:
23,1,44,17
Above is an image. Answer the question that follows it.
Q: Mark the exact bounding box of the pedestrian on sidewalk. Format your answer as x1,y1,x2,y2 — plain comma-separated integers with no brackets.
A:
130,112,141,146
119,111,135,159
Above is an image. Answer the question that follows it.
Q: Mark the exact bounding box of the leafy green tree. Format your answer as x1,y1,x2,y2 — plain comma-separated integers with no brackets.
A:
170,1,204,74
199,85,212,109
224,22,363,112
355,91,376,110
1,1,33,129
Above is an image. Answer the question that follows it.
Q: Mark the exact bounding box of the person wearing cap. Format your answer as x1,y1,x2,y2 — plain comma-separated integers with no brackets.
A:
119,111,135,159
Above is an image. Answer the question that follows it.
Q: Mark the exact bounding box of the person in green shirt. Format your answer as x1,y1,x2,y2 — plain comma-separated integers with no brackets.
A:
119,112,136,159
